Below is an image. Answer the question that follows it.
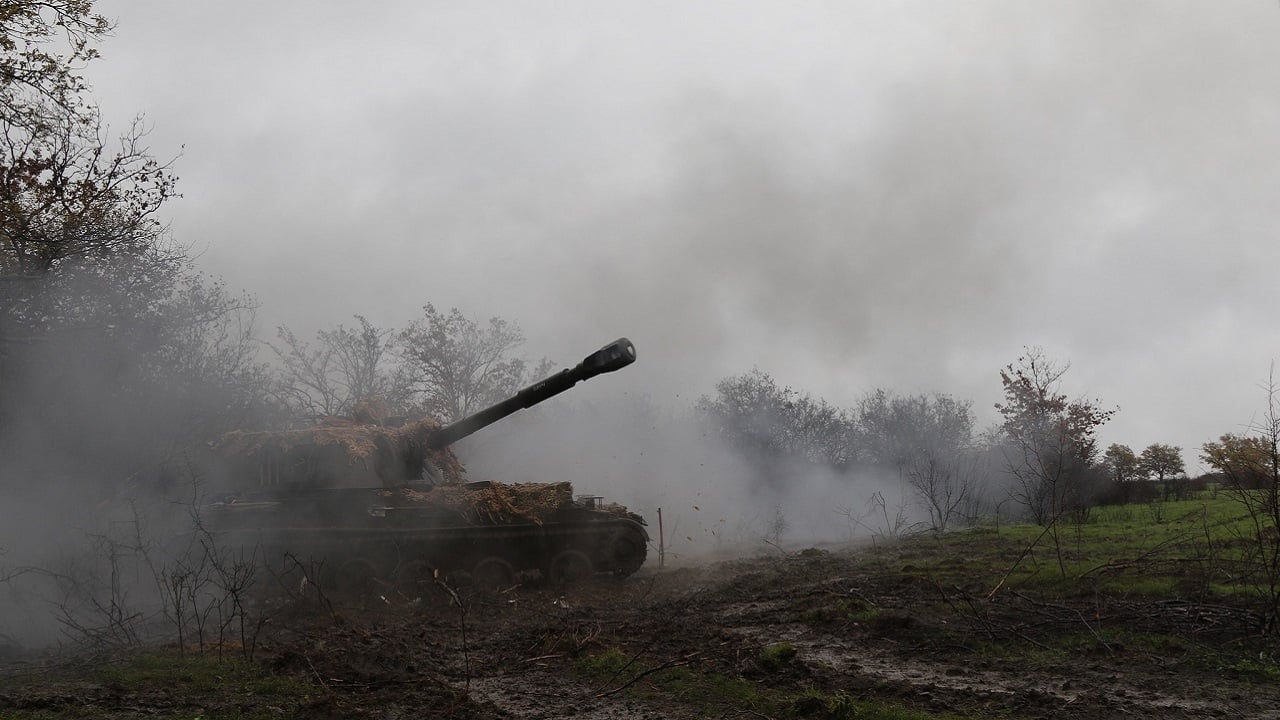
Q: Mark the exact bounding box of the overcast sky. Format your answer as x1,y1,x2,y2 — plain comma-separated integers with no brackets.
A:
86,1,1280,471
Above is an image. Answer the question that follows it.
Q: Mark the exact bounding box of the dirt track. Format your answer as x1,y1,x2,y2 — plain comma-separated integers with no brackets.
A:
254,548,1280,718
4,547,1280,718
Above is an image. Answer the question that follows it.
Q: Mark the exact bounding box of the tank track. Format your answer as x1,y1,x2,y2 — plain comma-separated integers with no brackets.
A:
213,513,648,592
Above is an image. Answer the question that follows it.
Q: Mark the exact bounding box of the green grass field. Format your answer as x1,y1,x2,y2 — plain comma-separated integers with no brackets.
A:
888,491,1280,600
571,489,1280,718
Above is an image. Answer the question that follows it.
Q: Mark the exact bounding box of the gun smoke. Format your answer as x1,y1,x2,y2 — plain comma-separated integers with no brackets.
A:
6,0,1280,653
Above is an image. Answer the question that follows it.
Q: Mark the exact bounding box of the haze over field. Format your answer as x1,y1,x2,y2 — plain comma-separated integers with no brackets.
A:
8,1,1280,654
86,1,1280,469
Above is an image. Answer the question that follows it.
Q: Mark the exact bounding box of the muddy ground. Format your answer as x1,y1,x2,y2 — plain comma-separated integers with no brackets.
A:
3,544,1279,719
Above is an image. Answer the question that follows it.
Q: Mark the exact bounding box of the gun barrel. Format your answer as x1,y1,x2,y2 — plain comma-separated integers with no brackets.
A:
427,338,635,449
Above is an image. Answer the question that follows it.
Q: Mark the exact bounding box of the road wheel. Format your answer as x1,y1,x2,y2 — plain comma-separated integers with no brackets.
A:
472,556,515,591
547,550,593,586
393,560,457,606
393,560,434,597
608,532,647,577
336,558,381,598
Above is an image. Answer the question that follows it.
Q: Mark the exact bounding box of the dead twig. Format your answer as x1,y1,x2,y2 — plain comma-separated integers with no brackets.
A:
434,573,470,692
988,520,1056,599
933,580,998,641
304,653,329,689
593,651,701,698
591,636,659,694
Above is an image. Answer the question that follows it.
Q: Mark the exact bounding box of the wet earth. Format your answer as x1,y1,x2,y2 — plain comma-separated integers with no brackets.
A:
3,546,1279,718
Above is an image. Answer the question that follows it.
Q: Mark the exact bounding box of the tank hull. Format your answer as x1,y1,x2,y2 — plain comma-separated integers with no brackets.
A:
205,487,648,591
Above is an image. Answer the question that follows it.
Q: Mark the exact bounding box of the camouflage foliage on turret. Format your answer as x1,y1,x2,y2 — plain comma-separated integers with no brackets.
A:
212,418,465,490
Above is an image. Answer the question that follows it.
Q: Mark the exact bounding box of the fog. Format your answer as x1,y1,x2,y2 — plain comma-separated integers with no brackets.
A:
5,1,1280,648
80,1,1280,470
460,397,902,563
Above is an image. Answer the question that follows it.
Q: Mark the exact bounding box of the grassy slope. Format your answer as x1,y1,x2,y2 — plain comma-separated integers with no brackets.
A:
573,491,1280,718
3,492,1278,720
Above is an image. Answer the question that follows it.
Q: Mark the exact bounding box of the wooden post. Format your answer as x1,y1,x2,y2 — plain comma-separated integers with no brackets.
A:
657,507,665,570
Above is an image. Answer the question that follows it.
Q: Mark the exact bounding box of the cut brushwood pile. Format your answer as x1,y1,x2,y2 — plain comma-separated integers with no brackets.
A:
210,419,638,526
390,481,576,525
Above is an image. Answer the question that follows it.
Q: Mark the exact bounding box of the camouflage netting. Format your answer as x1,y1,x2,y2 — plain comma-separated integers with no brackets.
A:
210,419,637,526
388,481,575,525
212,418,466,489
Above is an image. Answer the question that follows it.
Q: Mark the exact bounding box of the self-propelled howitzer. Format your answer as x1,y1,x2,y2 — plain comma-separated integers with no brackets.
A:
206,338,647,591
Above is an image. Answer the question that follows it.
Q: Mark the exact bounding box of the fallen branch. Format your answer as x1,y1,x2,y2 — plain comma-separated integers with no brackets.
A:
988,521,1056,599
304,653,329,689
591,636,658,695
434,573,470,692
594,651,701,698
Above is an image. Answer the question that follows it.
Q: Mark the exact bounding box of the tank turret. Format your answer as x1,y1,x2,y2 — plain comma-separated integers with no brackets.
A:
210,338,635,490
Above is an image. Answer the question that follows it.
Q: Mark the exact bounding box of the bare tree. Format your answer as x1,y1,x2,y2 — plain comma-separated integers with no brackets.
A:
323,315,402,412
696,368,856,472
906,451,987,534
398,304,533,422
839,490,919,546
760,504,789,552
858,390,973,470
857,389,978,533
272,315,404,421
271,325,341,418
855,386,983,532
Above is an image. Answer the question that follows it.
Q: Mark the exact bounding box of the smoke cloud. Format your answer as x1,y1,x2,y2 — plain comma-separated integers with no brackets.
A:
82,1,1280,464
7,0,1280,648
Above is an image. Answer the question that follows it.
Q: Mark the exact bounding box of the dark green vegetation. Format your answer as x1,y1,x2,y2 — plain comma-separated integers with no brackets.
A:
0,651,315,719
